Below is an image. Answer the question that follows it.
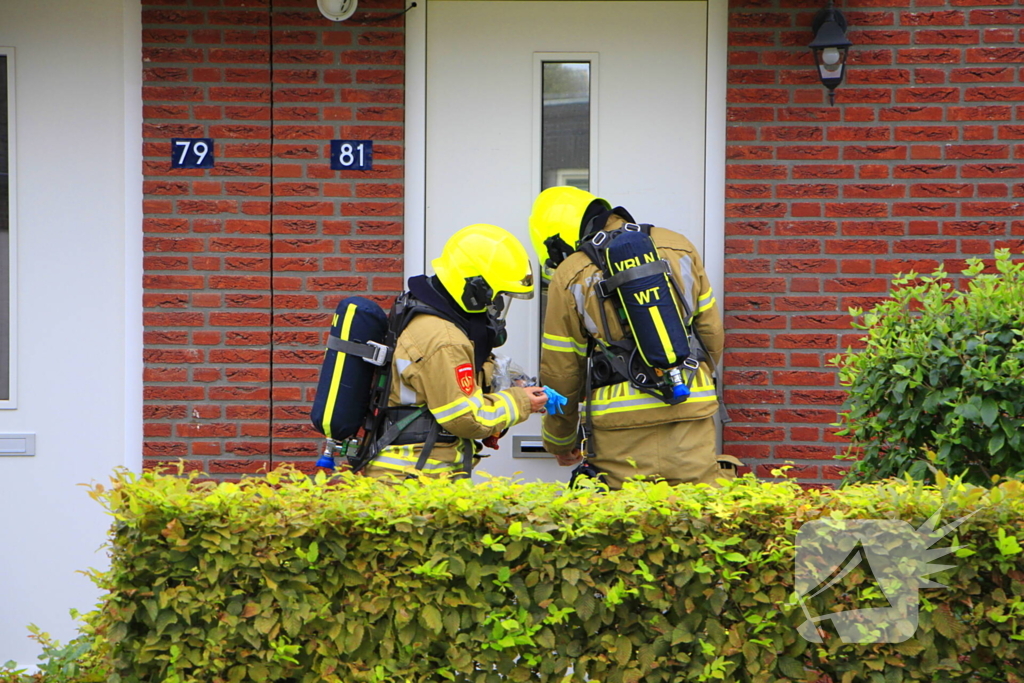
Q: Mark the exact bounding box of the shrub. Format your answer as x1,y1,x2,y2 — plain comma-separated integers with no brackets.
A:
833,249,1024,486
0,618,109,683
87,466,1024,683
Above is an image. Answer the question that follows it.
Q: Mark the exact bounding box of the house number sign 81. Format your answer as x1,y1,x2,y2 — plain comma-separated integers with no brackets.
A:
330,140,373,171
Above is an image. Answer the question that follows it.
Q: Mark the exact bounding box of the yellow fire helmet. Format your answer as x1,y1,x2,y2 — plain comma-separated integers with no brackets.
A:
528,186,611,274
432,224,535,314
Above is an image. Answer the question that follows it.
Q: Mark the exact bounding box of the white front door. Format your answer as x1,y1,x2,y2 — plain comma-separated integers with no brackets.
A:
418,0,717,482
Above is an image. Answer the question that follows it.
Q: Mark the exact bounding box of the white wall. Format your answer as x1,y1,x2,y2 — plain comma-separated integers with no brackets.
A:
0,0,142,665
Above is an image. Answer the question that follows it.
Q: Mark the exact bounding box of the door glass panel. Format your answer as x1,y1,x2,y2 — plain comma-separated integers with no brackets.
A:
541,61,590,192
0,54,10,402
540,61,591,326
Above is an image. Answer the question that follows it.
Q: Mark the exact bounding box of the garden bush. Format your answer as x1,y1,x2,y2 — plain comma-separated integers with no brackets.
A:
86,466,1024,683
833,249,1024,486
0,619,108,683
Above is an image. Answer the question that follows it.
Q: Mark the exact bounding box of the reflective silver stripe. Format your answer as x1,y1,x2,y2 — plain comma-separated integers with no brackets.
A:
476,395,513,427
541,334,587,356
432,391,516,429
677,255,695,313
687,388,718,400
543,425,577,446
569,283,599,336
541,334,576,352
396,358,418,404
432,395,480,423
501,390,520,424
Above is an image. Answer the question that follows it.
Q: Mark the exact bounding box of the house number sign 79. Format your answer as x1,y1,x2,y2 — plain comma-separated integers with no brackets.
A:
171,138,215,169
330,140,373,171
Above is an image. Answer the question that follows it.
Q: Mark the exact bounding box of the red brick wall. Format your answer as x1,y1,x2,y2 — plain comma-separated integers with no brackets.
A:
723,0,1024,484
142,0,406,477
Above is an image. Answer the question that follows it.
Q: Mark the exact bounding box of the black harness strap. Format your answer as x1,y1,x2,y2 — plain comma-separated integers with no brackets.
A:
351,287,487,475
411,419,441,475
595,259,670,298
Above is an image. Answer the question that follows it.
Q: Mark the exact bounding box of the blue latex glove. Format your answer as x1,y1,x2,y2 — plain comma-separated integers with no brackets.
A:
543,386,568,415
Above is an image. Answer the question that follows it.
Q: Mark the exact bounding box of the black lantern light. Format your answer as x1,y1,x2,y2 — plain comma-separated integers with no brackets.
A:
809,2,853,106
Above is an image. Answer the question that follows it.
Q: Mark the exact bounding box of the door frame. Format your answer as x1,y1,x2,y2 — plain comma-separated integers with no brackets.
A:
404,0,729,303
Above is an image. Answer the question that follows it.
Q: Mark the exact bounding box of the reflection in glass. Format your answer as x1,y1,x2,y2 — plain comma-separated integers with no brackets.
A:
541,62,590,192
1,55,9,400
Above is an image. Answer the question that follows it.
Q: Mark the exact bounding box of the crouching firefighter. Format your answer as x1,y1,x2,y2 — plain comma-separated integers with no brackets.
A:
529,186,740,489
311,223,548,480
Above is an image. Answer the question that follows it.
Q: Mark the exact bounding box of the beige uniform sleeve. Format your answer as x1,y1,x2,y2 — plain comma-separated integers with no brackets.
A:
539,268,588,456
690,250,724,367
405,342,532,440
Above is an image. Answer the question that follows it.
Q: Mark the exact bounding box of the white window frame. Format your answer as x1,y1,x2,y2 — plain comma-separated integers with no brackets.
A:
0,47,17,409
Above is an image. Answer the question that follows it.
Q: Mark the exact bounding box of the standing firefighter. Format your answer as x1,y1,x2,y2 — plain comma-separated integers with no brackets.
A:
530,186,737,489
355,224,548,479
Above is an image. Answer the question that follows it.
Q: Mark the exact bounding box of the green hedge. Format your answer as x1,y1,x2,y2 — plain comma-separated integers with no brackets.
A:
90,469,1024,683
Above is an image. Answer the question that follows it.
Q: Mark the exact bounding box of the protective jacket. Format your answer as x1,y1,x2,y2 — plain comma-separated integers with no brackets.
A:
539,215,724,457
364,279,533,478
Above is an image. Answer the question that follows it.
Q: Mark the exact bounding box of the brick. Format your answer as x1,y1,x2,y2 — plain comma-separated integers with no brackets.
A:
902,10,965,25
894,164,957,178
825,239,888,254
969,9,1024,24
824,278,889,292
966,47,1024,63
894,239,956,253
952,66,1014,82
948,105,1012,120
897,48,958,63
962,163,1024,177
915,29,978,43
790,278,820,292
843,146,907,160
843,185,905,199
846,69,910,85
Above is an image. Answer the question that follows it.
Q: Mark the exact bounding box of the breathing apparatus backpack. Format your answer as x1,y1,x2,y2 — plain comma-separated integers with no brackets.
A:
310,290,475,476
579,222,706,406
310,296,390,443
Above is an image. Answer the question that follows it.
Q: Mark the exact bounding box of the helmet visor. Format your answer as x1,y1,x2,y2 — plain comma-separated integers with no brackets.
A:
497,269,534,301
488,294,512,321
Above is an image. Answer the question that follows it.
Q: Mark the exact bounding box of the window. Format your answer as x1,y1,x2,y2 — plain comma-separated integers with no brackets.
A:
541,61,591,193
536,56,596,328
1,50,15,406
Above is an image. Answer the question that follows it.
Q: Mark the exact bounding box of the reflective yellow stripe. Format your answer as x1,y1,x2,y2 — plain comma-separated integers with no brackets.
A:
371,444,461,473
504,391,520,424
322,304,357,439
589,380,717,416
541,333,587,356
648,306,676,365
697,289,715,313
432,390,518,430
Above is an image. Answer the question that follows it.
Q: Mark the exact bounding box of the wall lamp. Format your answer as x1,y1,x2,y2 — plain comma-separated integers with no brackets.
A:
318,0,358,22
809,2,853,106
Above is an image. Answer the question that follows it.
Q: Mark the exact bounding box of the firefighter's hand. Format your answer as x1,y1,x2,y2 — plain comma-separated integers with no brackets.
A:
555,448,584,467
524,386,548,413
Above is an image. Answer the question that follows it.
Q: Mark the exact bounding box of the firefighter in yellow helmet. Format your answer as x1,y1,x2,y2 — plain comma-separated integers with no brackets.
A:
361,224,548,479
530,187,738,489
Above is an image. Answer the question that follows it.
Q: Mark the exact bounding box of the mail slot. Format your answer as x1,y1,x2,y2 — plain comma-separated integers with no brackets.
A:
512,435,552,459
